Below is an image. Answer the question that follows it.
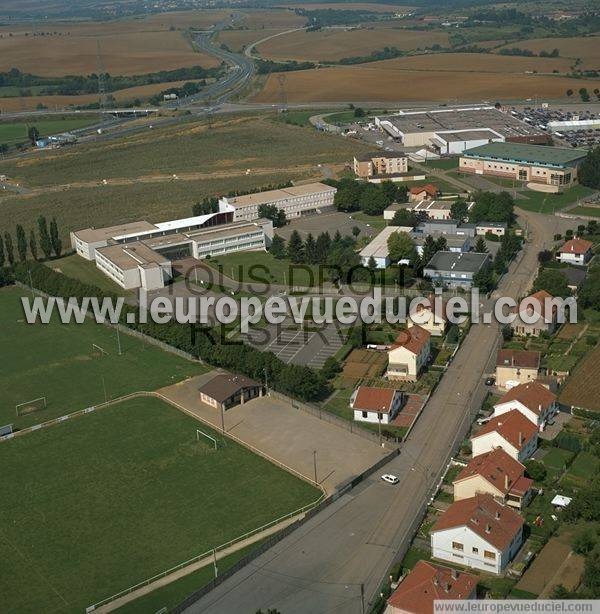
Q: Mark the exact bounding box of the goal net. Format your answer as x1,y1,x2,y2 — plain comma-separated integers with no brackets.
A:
16,396,47,417
196,429,220,450
91,343,109,358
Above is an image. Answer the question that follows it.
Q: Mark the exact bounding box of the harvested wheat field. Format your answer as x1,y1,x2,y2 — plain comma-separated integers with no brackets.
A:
281,3,403,12
241,9,307,29
495,36,600,71
0,30,219,76
256,27,450,61
218,28,292,53
253,65,599,102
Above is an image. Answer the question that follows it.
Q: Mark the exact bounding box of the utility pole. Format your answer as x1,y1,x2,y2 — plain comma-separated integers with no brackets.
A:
313,450,318,485
263,367,268,394
101,375,108,403
360,583,365,614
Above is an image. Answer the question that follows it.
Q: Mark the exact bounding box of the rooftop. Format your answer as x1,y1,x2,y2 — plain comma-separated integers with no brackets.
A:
198,373,260,403
95,242,170,270
73,221,157,244
425,251,490,274
432,493,524,550
559,237,594,255
472,409,538,451
435,128,503,142
477,221,507,229
387,561,477,614
496,381,557,416
359,226,414,260
355,151,406,161
462,142,587,168
410,184,438,196
184,219,270,242
391,324,431,355
496,349,540,370
352,386,400,413
224,182,336,208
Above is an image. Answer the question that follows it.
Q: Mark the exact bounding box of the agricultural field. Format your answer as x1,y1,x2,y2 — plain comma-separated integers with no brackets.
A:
239,8,307,29
217,28,292,53
0,396,319,613
0,286,203,429
256,26,451,62
0,117,98,146
494,36,600,71
281,2,401,12
252,64,596,103
560,343,600,411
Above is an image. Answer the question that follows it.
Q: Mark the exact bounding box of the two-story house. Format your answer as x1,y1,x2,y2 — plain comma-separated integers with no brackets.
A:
493,381,558,431
557,238,594,266
386,325,431,381
453,448,533,510
431,494,524,574
350,386,404,425
407,295,448,337
510,290,559,337
495,349,540,390
471,410,538,462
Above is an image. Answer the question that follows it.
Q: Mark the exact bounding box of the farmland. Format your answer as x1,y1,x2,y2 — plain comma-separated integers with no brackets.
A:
0,115,365,237
0,396,319,613
0,286,203,429
560,343,600,411
252,64,596,103
0,117,98,146
256,27,451,62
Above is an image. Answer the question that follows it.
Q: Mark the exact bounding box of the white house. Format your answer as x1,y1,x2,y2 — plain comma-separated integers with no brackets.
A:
471,409,538,462
557,238,594,266
359,226,414,269
431,494,524,574
350,387,404,424
407,295,448,337
386,325,431,381
493,381,558,430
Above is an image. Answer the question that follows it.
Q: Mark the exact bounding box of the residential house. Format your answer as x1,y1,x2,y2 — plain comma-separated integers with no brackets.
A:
350,387,404,425
354,152,408,178
386,325,431,381
431,494,524,574
407,295,448,337
198,373,262,411
453,448,534,510
471,410,538,462
385,561,477,614
495,349,540,389
409,184,438,202
557,238,594,266
493,381,558,430
510,290,559,337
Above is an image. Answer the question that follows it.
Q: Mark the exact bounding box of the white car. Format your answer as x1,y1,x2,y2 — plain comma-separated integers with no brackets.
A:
381,474,399,485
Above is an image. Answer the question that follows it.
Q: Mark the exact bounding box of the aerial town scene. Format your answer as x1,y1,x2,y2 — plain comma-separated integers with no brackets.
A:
1,0,600,613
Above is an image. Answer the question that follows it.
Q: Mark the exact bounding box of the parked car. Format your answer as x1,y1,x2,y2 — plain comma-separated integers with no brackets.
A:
381,474,399,484
485,376,496,386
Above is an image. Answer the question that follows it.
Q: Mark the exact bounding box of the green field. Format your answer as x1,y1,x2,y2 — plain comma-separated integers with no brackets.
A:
568,205,600,218
423,158,459,170
516,185,595,213
45,253,125,294
0,397,319,613
0,117,97,146
0,286,204,429
207,251,319,287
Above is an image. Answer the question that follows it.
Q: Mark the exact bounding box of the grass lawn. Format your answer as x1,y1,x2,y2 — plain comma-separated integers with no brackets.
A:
0,286,204,429
516,185,595,213
350,211,387,230
44,253,125,294
401,546,431,571
568,205,600,218
0,397,319,614
278,108,337,127
423,158,459,170
542,447,575,472
561,451,600,489
207,251,319,287
0,117,97,146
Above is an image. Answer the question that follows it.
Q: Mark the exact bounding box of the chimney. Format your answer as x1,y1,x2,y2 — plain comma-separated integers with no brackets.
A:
485,524,491,534
518,431,523,446
495,510,501,520
505,474,509,490
451,568,458,580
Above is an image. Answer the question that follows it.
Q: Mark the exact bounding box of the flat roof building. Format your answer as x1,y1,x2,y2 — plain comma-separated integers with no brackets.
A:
424,251,490,288
219,182,336,222
460,142,587,188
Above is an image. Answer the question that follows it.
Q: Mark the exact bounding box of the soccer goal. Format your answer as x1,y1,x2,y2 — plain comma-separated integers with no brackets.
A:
15,396,47,417
92,343,109,357
196,429,219,450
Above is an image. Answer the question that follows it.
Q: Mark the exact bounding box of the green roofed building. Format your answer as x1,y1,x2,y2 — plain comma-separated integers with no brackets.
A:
459,142,587,188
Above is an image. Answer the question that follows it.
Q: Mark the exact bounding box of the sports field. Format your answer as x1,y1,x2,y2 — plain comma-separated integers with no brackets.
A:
0,396,319,613
0,118,98,146
0,286,203,429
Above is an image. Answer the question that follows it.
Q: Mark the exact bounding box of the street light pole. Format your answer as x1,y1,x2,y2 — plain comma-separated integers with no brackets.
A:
220,404,225,433
313,450,318,485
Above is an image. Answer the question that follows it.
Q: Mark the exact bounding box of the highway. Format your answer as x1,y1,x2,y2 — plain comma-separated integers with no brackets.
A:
182,207,550,614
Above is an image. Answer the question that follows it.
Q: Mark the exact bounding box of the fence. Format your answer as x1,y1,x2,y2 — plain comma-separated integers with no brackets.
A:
270,390,400,447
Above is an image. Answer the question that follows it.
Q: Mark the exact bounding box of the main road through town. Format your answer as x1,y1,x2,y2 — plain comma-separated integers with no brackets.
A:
183,208,549,614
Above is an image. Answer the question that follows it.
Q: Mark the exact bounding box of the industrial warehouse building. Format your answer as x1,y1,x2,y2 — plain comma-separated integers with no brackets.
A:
375,106,549,149
71,215,274,291
459,142,587,188
353,152,408,178
218,182,336,222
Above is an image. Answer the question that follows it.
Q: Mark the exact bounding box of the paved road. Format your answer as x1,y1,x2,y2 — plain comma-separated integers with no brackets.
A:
182,208,552,614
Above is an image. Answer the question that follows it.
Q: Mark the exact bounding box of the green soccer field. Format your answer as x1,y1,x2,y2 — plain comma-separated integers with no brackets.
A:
0,397,320,614
0,286,205,429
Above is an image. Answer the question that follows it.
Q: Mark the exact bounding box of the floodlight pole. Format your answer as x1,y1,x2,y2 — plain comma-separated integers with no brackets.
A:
116,326,122,355
212,548,218,578
101,376,108,403
27,268,35,299
220,404,225,434
313,449,318,485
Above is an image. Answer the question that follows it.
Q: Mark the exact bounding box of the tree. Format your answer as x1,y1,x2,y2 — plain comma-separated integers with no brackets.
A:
421,235,438,267
583,545,600,596
390,208,417,227
334,182,361,212
4,232,14,266
351,225,361,239
360,184,388,216
532,268,570,298
572,527,597,555
469,191,515,224
579,146,600,189
27,125,39,145
286,230,304,264
15,224,27,261
579,270,600,310
314,232,331,263
473,264,494,292
537,249,553,264
37,215,52,259
380,180,398,204
258,204,286,228
567,88,574,97
0,234,4,268
28,229,38,261
450,197,469,222
353,107,365,118
269,235,286,259
387,231,416,264
49,217,62,257
367,255,377,270
474,237,487,253
436,236,448,252
525,459,547,483
304,232,317,264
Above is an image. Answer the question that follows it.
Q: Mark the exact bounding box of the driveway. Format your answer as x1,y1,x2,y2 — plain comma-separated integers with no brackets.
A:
158,374,388,494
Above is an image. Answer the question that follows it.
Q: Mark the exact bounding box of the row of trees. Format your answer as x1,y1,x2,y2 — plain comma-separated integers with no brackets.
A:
331,178,408,216
579,146,600,189
0,216,61,268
